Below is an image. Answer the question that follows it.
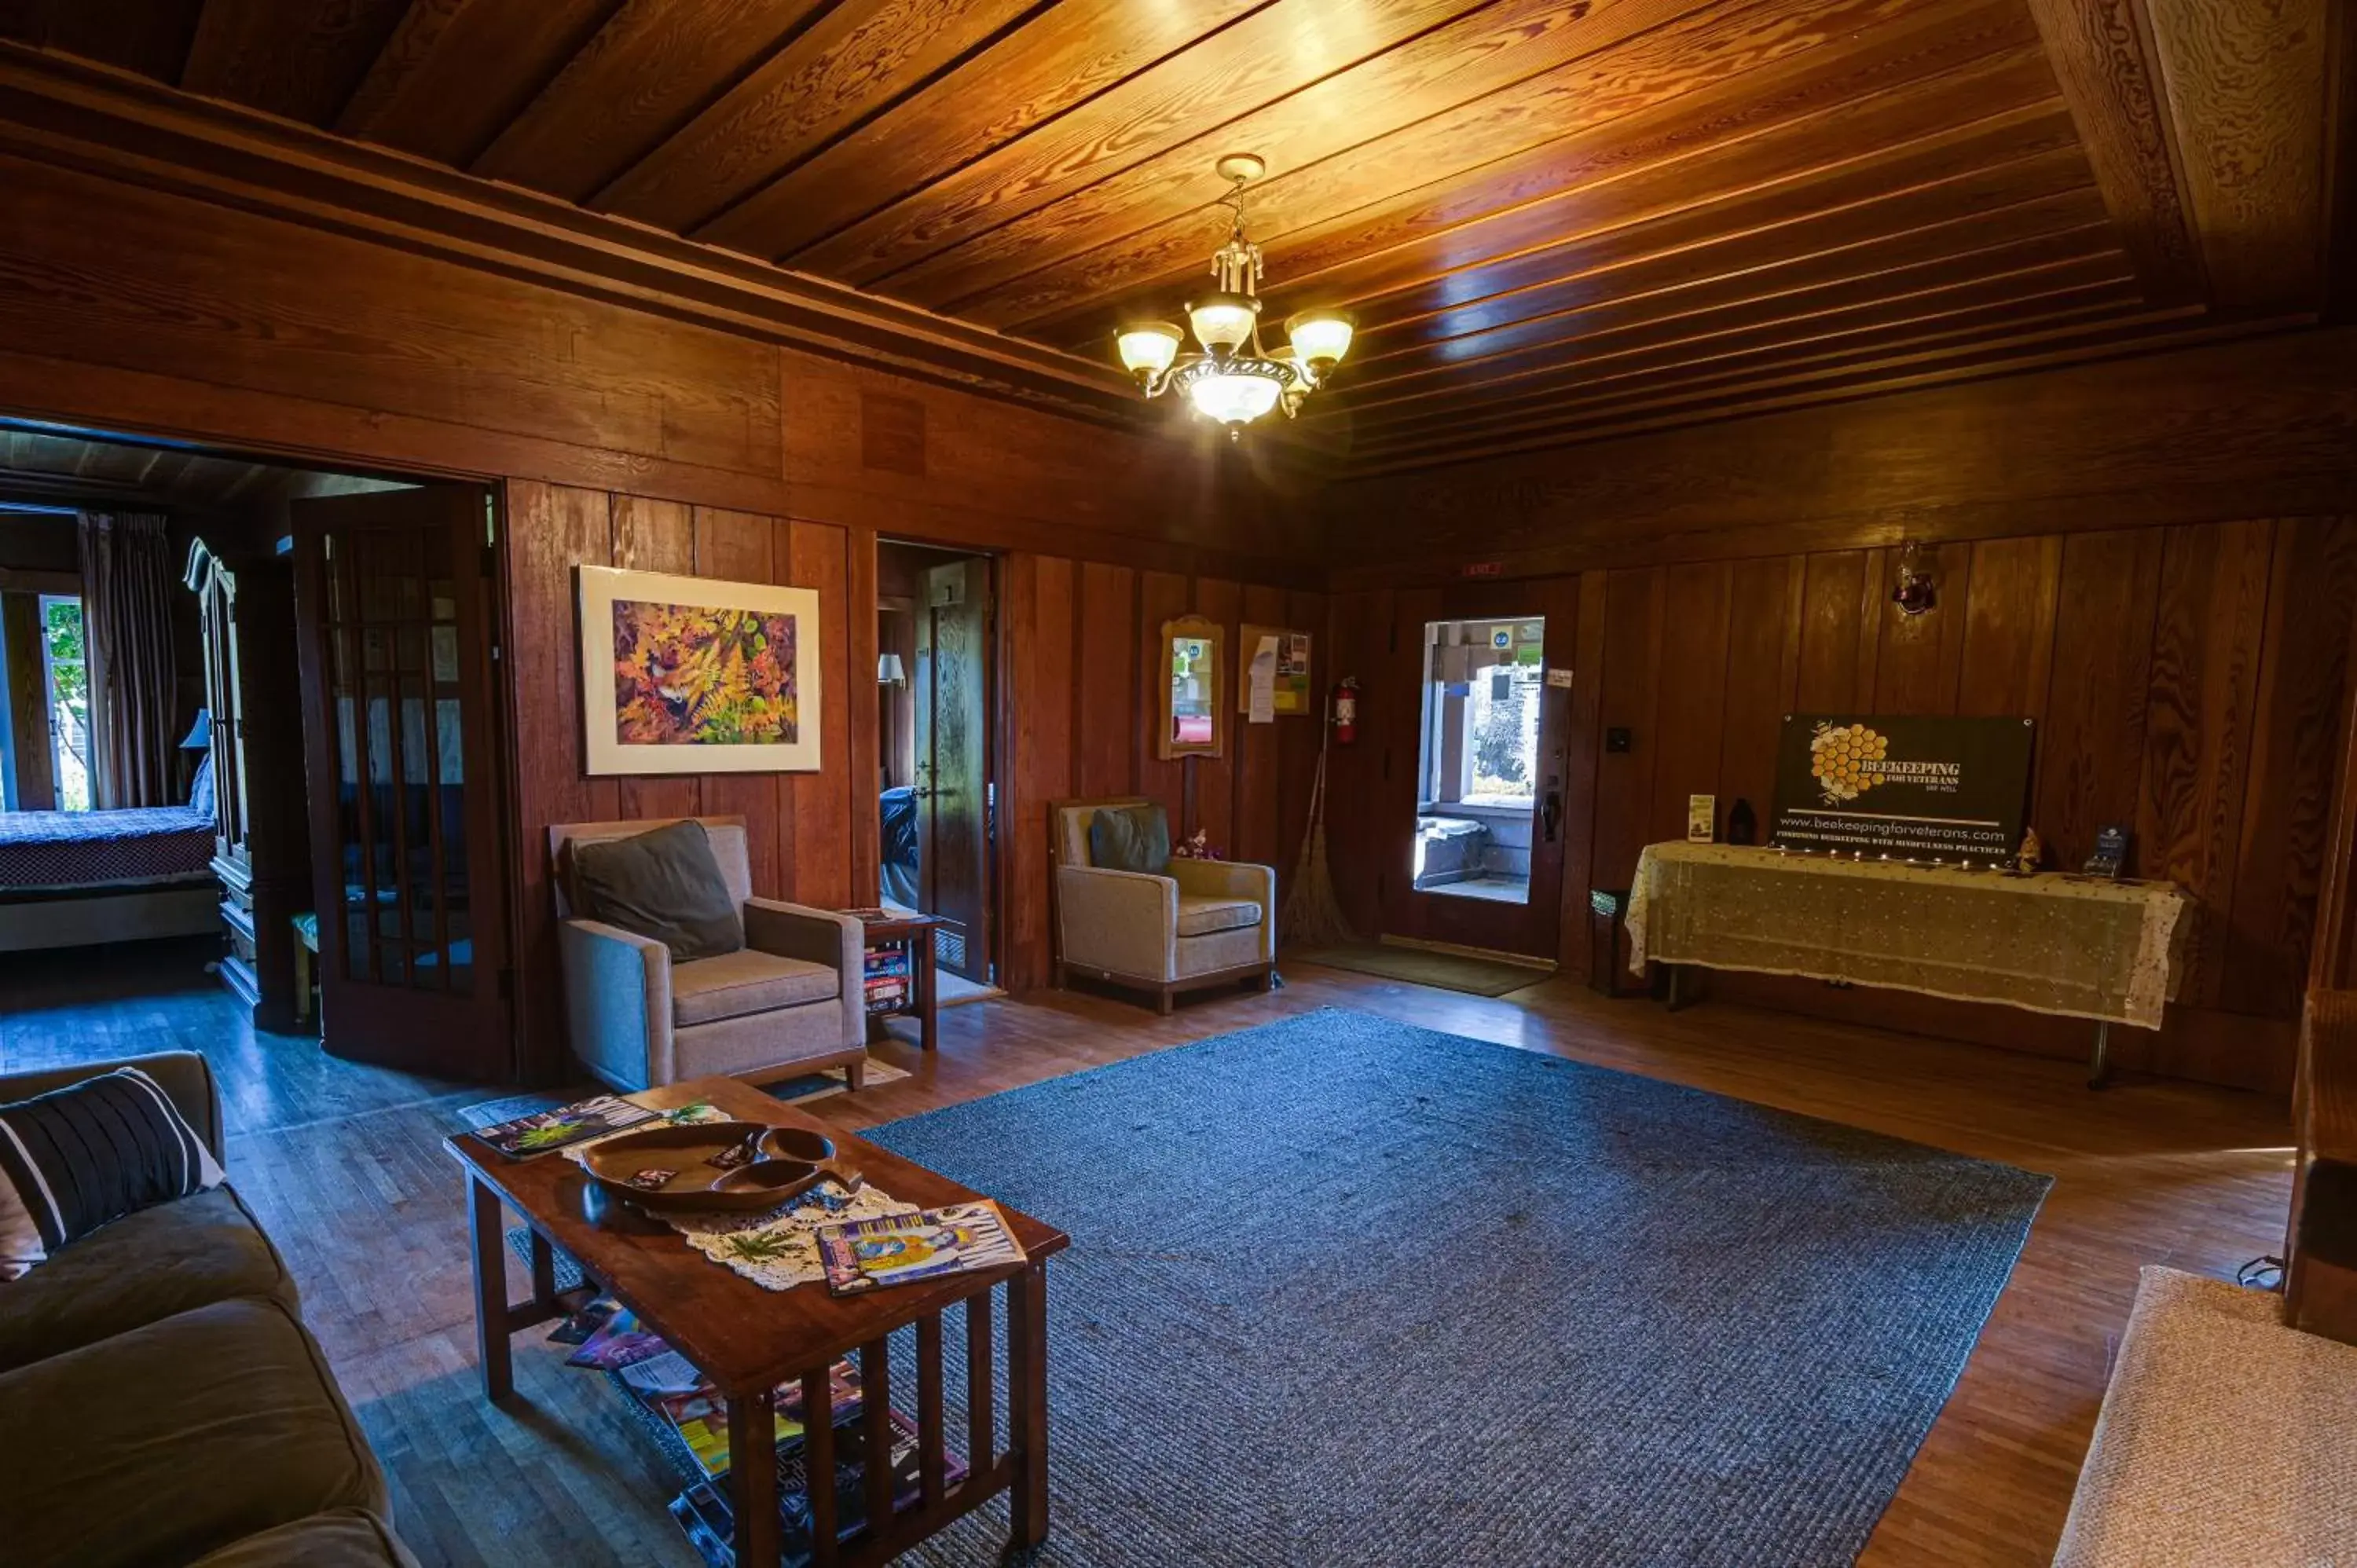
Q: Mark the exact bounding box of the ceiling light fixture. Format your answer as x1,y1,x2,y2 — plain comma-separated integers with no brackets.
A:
1114,154,1354,437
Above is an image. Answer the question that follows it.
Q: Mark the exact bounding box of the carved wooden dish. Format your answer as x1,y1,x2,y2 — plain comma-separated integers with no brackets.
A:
579,1121,852,1213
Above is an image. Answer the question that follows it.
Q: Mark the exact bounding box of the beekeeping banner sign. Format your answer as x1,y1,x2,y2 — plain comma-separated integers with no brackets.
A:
1767,715,2033,863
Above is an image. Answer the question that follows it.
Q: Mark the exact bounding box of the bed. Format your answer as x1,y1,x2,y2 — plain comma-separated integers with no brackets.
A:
0,768,221,951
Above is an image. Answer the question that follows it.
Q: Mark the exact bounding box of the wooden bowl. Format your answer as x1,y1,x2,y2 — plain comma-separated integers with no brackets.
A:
579,1120,856,1214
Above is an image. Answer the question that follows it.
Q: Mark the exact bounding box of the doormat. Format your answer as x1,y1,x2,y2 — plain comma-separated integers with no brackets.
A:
1289,942,1552,997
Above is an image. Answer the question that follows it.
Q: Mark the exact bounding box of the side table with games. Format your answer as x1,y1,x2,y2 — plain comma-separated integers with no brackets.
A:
844,909,943,1053
445,1076,1067,1566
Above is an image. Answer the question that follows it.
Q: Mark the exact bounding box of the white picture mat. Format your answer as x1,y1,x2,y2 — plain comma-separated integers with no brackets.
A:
577,566,823,775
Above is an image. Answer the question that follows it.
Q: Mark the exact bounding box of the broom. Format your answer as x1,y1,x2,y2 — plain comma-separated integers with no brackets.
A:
1280,689,1358,951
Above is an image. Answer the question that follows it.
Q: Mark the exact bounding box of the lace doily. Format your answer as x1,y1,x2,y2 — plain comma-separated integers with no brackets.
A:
566,1100,915,1291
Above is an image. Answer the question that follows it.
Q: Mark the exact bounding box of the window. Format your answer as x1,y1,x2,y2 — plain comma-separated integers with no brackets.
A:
40,595,90,811
1411,617,1545,904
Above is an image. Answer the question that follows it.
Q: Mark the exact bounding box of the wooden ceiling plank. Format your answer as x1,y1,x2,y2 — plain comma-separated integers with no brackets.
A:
1354,277,2149,452
790,0,1695,286
179,0,413,126
596,0,1039,234
1016,44,2071,348
1343,152,2100,354
1346,244,2136,425
1332,130,2095,345
2021,0,2205,306
467,0,831,203
337,0,621,167
916,0,1969,319
1343,189,2113,381
691,0,1270,261
0,0,207,82
1350,299,2175,460
2143,0,2333,314
1342,309,2233,471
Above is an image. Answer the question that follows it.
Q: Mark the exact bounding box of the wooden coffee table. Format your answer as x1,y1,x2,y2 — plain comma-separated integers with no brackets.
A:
445,1076,1068,1566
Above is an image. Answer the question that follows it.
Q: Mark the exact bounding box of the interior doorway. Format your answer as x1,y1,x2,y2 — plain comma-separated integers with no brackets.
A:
875,540,998,995
1382,596,1572,962
0,419,511,1074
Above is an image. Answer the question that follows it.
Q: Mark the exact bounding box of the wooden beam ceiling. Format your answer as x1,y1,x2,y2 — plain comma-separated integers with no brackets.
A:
0,0,2341,475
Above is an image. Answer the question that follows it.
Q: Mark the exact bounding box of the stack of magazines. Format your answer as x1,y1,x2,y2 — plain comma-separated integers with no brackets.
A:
815,1202,1024,1296
549,1298,964,1567
863,947,911,1013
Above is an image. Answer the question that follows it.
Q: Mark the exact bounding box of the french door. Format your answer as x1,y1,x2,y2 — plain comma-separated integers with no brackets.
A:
291,485,512,1077
915,557,993,983
1381,588,1573,960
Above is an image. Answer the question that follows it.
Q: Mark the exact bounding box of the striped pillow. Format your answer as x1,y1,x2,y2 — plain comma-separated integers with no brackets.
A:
0,1067,225,1280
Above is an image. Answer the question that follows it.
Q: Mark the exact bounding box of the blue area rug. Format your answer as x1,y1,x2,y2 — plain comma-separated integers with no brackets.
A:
867,1007,2049,1568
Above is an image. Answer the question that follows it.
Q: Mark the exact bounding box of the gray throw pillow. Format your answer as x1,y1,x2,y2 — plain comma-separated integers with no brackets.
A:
1089,804,1171,875
572,819,743,964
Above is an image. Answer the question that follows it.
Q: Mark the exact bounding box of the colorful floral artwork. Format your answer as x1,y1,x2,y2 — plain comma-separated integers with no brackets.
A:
610,598,798,747
578,566,821,775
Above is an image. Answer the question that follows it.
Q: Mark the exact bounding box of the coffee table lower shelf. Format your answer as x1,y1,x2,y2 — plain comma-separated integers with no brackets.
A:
445,1080,1063,1568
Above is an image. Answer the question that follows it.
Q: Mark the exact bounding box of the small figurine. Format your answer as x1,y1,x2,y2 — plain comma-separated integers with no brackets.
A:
2014,829,2042,877
1727,798,1758,846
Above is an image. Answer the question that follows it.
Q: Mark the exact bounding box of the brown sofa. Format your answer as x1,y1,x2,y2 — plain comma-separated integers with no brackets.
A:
0,1052,417,1568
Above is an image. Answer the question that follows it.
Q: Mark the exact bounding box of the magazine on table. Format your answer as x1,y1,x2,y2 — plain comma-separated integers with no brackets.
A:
815,1201,1023,1296
473,1093,659,1159
665,1407,962,1567
564,1305,670,1371
647,1361,863,1478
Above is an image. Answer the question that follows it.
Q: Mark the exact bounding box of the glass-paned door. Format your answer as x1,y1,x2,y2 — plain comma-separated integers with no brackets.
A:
1382,589,1575,961
293,485,510,1077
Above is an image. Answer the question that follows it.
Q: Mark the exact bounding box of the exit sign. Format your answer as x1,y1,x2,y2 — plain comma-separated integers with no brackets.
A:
1461,561,1503,577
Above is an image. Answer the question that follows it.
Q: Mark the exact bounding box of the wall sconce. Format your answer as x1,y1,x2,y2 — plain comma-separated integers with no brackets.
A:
877,653,906,686
1891,541,1938,617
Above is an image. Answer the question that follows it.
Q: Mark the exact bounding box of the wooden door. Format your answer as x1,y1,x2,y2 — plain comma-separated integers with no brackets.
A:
1380,587,1574,960
292,485,512,1077
915,557,993,983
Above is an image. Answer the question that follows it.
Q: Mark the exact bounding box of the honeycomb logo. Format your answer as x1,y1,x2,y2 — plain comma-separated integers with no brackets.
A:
1810,721,1888,803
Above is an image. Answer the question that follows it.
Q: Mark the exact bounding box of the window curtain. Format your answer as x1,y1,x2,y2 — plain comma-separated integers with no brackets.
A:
77,511,179,809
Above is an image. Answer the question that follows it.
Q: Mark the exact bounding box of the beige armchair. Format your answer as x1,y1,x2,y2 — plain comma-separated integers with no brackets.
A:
1049,797,1276,1013
550,817,869,1093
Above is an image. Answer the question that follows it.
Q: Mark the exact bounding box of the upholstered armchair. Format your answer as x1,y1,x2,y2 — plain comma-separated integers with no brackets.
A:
1048,797,1277,1013
550,817,869,1092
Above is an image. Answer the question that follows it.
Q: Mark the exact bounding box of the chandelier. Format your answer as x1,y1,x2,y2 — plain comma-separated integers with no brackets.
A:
1114,154,1354,434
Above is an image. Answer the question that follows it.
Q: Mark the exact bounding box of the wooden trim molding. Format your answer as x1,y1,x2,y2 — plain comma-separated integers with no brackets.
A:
0,43,1139,428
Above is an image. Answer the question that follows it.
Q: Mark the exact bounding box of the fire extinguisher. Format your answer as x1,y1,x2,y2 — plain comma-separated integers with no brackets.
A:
1332,676,1359,746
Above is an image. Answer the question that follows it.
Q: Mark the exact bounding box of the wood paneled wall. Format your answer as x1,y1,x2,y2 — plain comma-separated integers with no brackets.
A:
1327,517,2357,1094
506,482,1323,1081
0,148,1332,1084
1325,328,2357,587
0,152,1314,588
1003,557,1325,998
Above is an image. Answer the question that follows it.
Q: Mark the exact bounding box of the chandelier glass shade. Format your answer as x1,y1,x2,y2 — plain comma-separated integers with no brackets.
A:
1115,156,1354,433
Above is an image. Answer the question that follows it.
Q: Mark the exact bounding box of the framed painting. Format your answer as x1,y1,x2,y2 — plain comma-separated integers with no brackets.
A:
577,566,823,775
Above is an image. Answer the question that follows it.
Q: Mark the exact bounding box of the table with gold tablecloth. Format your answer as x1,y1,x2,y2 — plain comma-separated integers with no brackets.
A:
1625,842,2188,1031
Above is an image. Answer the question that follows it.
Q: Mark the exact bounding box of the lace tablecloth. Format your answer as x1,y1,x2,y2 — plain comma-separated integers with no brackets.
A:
1626,843,2188,1028
566,1101,917,1291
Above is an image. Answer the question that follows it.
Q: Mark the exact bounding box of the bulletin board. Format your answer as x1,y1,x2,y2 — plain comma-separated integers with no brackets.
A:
1235,625,1314,716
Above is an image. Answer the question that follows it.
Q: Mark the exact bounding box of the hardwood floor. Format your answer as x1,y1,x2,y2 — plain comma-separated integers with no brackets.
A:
0,940,2293,1566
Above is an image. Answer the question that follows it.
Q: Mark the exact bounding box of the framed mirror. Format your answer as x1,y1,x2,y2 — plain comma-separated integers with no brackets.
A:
1160,616,1226,760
